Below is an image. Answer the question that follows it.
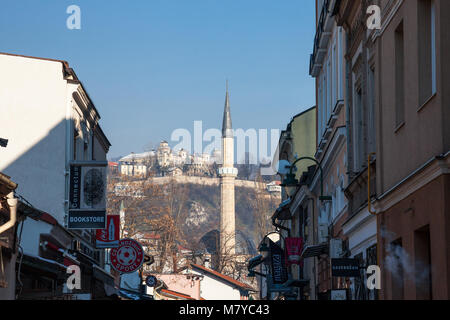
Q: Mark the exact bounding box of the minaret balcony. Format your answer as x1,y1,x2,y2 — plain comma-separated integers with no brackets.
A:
218,167,238,177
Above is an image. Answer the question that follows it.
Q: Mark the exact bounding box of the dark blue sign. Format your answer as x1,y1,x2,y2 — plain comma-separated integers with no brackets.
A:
269,239,288,284
145,275,157,287
68,210,106,229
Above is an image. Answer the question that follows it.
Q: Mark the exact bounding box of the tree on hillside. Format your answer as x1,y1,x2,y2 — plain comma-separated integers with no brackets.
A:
107,175,191,273
250,174,279,245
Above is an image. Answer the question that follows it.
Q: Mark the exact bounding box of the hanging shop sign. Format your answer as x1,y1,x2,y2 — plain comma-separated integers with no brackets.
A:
269,239,289,285
95,215,120,248
68,210,106,229
68,161,107,230
110,238,144,274
285,237,303,266
331,258,360,277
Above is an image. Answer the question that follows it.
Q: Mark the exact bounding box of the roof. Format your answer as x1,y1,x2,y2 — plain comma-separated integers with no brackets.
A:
119,151,156,162
160,289,195,300
0,51,70,70
291,105,316,122
190,264,255,291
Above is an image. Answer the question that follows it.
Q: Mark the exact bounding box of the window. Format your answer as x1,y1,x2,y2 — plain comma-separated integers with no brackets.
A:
327,58,332,121
390,239,405,300
83,140,88,160
395,21,405,128
333,42,337,108
418,0,437,106
92,135,96,160
318,82,323,143
338,28,344,100
73,129,78,160
353,252,366,300
353,87,364,171
322,74,327,136
368,65,377,153
414,225,432,300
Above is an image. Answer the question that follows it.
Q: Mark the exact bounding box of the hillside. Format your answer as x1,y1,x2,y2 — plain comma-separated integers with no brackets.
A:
107,176,280,255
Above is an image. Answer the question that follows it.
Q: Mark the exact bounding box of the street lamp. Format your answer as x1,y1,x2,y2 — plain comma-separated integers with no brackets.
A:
280,157,332,202
281,173,299,198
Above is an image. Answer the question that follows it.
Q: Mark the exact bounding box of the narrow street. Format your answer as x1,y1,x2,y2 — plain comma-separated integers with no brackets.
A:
0,0,449,311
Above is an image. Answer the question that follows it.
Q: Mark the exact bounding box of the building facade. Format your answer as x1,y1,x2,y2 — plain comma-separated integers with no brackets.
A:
333,0,379,300
370,0,450,300
0,52,114,300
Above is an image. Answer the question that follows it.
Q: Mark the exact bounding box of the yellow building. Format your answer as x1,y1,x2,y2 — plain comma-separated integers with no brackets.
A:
279,106,317,180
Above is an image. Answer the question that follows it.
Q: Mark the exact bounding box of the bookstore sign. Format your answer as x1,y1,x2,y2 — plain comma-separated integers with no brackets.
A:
68,161,107,230
331,259,360,277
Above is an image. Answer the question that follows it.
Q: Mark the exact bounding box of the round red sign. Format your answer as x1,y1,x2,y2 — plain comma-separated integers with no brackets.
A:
110,238,144,274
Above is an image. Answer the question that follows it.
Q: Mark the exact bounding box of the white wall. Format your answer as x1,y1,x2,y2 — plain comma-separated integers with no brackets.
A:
0,55,68,224
191,270,242,300
19,219,53,256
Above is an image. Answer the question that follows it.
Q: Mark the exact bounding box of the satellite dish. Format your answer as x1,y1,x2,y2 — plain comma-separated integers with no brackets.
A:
277,160,292,175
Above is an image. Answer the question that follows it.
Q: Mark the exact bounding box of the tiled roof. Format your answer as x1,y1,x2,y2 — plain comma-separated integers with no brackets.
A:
190,264,255,291
160,289,195,300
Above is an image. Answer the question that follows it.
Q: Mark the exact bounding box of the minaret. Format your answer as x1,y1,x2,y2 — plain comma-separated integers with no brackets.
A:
218,81,238,256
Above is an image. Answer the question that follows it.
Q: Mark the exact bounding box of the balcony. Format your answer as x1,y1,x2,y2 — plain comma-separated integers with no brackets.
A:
309,0,337,77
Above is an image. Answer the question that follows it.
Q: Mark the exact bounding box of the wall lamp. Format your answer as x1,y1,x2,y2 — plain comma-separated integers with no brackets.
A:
280,156,332,202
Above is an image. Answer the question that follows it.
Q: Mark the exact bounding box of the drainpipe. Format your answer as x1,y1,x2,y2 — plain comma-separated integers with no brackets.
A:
0,192,18,235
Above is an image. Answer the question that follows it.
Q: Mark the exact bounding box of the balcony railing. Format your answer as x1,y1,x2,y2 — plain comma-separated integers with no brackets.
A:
309,0,334,77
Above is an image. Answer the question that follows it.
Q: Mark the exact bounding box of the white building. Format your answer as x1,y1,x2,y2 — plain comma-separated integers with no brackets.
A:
118,151,156,178
186,264,254,300
157,141,172,168
0,52,114,299
0,52,111,226
266,181,282,194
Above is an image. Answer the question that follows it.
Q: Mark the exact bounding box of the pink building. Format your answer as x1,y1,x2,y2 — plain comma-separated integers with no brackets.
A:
155,273,203,300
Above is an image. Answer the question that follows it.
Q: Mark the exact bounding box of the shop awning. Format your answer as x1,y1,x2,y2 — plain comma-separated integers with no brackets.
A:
301,243,329,259
93,264,115,287
118,289,153,300
285,279,310,288
19,254,68,278
104,283,119,297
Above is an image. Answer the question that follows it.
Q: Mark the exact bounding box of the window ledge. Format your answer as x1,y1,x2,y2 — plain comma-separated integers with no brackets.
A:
418,93,437,113
394,122,405,134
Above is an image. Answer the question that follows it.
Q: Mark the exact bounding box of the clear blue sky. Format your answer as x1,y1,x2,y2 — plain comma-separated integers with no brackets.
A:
0,0,316,159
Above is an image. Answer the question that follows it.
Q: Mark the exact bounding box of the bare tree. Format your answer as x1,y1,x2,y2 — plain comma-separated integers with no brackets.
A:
107,175,191,274
250,174,279,244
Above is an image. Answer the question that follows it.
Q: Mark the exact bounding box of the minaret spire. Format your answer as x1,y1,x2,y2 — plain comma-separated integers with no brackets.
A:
222,80,233,138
